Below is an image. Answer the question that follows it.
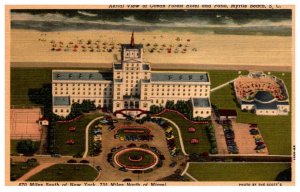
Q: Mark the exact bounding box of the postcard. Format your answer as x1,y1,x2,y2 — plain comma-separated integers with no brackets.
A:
5,5,295,186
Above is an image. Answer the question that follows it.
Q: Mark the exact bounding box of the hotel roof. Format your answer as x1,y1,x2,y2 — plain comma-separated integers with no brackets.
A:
151,73,209,82
192,98,211,108
53,96,70,106
53,71,113,81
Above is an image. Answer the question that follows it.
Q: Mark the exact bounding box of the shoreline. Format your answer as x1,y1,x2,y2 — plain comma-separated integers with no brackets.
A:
10,29,292,69
11,62,292,72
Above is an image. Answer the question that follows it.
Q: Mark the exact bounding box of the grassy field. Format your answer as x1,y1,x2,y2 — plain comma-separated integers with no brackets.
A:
159,112,211,154
210,72,292,155
27,164,98,181
10,140,19,155
53,113,102,156
10,160,39,181
187,163,291,181
208,70,248,88
10,68,52,106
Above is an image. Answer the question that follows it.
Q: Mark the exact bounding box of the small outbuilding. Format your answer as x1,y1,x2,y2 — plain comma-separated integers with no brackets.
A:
218,109,237,122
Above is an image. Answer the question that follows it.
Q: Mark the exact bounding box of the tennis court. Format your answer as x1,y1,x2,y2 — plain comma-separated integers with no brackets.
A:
10,108,42,141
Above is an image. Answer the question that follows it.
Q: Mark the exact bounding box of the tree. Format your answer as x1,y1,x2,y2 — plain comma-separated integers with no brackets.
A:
166,100,175,109
81,100,96,113
276,167,291,181
16,140,38,156
149,105,164,114
209,147,218,154
28,84,52,117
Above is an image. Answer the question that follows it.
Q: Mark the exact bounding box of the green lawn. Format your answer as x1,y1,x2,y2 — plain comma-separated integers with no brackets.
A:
208,70,248,88
11,160,39,181
10,140,40,156
53,113,102,156
159,112,211,154
27,164,98,181
210,72,292,155
10,140,19,155
10,68,52,106
187,163,291,181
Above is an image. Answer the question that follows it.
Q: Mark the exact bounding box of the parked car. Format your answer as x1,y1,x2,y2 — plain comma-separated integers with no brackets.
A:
119,167,128,172
255,144,266,150
96,166,102,171
112,119,118,123
169,161,177,168
256,141,265,145
99,119,109,124
108,125,116,131
51,153,61,158
250,129,259,135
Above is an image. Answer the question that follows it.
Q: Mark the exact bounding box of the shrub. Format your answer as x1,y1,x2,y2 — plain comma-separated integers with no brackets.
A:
209,147,218,154
67,159,77,163
80,160,89,164
276,167,291,181
211,141,217,148
143,168,153,173
73,153,83,158
16,140,38,156
156,160,163,168
27,158,37,163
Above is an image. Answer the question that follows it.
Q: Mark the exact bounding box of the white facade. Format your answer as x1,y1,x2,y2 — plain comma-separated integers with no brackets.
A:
52,33,211,118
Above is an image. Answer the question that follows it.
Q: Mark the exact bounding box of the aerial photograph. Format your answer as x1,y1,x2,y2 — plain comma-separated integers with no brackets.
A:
7,7,294,185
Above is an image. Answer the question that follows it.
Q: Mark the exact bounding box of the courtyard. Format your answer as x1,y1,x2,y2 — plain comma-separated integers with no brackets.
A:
91,119,187,181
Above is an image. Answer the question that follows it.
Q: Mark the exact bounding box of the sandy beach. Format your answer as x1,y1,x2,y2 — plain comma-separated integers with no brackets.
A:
10,29,293,70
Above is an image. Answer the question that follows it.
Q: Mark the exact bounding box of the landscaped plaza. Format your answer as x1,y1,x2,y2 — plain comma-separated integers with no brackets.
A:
10,66,292,182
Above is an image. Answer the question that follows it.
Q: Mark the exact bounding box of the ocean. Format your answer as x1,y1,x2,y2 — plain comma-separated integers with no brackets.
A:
10,9,292,36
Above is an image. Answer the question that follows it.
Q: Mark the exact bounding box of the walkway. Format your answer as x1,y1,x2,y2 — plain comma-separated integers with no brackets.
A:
210,79,235,92
152,117,188,156
17,163,55,181
82,116,104,158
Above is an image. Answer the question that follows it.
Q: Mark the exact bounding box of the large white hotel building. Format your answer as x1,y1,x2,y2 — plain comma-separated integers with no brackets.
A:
52,33,212,118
